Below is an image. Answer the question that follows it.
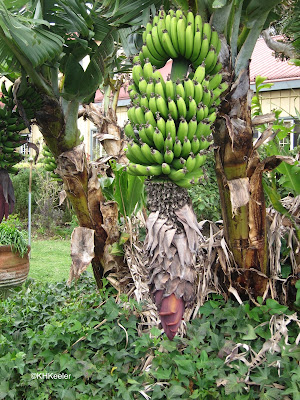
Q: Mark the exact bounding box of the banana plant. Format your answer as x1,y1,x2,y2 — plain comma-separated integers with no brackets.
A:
122,0,299,338
0,0,167,287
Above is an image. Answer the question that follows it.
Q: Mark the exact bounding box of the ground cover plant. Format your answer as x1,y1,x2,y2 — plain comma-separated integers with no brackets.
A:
0,274,299,400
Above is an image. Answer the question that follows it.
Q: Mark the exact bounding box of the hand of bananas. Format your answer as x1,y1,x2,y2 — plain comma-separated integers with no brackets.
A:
125,8,227,188
0,82,27,173
42,144,62,181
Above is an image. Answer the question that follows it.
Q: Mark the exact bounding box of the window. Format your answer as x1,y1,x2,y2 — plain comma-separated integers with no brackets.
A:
90,129,105,161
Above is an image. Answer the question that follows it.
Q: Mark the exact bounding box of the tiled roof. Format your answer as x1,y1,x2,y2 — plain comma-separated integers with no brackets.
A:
95,36,300,102
250,36,300,83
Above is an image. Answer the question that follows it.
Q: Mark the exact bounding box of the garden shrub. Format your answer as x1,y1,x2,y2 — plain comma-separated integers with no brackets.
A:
188,152,221,222
10,165,77,237
0,274,299,399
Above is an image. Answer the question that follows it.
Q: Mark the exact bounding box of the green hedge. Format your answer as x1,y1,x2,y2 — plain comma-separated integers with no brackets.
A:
0,275,299,399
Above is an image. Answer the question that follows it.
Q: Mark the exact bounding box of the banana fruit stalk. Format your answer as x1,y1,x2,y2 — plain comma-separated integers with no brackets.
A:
42,144,62,181
125,8,227,187
126,7,228,340
0,81,31,172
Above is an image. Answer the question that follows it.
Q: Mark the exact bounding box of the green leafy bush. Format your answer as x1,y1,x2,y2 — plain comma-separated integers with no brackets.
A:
10,165,77,237
188,152,221,221
0,276,299,399
0,216,28,257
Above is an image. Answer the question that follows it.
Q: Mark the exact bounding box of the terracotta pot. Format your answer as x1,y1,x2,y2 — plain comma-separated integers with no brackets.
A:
0,245,30,287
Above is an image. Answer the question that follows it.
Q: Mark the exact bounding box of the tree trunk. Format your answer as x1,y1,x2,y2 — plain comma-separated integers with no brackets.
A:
34,95,113,288
214,67,269,298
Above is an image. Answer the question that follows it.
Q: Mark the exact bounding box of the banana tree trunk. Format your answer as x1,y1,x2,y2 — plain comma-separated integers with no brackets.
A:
214,67,268,298
34,94,113,288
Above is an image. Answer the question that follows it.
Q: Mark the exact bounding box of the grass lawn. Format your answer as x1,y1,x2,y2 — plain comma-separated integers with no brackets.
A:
28,239,93,282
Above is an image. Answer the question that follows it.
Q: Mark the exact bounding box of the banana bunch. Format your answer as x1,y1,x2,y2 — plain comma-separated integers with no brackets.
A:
125,9,227,189
0,82,28,172
42,144,62,181
16,83,43,121
140,7,221,71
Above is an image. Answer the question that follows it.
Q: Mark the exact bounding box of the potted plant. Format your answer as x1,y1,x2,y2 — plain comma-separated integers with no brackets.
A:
0,217,30,287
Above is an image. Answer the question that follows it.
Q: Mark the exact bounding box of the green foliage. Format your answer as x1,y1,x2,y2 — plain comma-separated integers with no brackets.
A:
0,216,28,257
1,278,299,399
251,75,300,239
10,167,43,218
188,152,221,221
11,165,77,237
100,160,145,218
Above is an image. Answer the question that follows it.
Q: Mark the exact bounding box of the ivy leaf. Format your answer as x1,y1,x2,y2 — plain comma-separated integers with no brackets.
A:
241,324,257,340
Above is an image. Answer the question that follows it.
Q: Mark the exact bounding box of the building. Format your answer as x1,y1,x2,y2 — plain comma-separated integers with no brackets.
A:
249,36,300,149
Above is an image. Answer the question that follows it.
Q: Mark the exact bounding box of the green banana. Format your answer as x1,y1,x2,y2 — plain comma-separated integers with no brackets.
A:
128,142,148,164
164,148,174,164
141,142,155,163
138,77,148,94
169,167,187,181
187,97,197,121
153,127,165,151
203,22,212,44
191,135,200,154
194,153,206,169
176,95,187,119
165,77,175,100
194,35,209,67
175,79,185,99
210,62,222,75
151,148,164,164
175,178,194,188
154,79,165,99
177,15,186,56
172,157,186,169
132,63,144,87
145,122,155,142
142,45,165,68
208,73,222,90
135,105,146,125
194,14,202,35
146,78,155,99
139,126,153,146
173,138,183,158
170,16,180,53
204,46,218,73
124,121,136,140
151,24,168,59
143,60,154,81
184,78,194,101
144,108,157,127
177,117,188,143
164,132,174,152
149,93,158,114
140,94,149,111
194,80,203,103
162,162,171,174
166,115,176,141
165,13,172,33
161,29,178,58
193,63,206,83
156,116,166,138
181,137,192,158
157,16,166,44
187,116,197,141
185,22,194,59
190,28,202,63
186,154,196,171
156,95,168,119
146,32,165,61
